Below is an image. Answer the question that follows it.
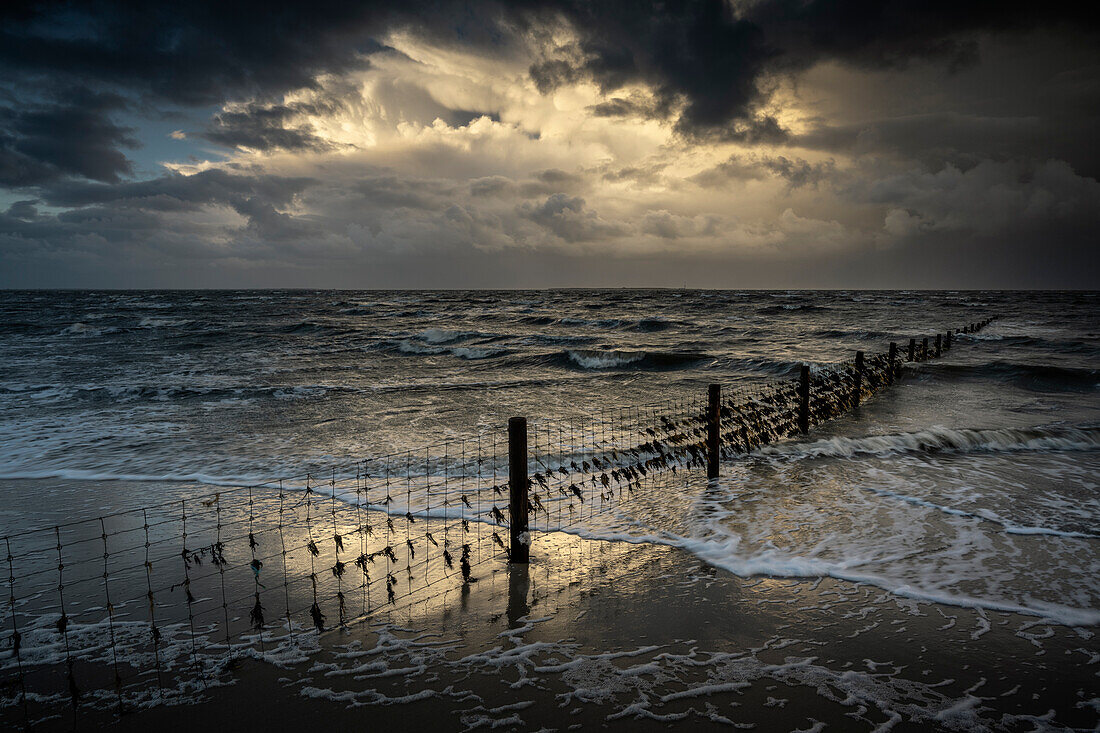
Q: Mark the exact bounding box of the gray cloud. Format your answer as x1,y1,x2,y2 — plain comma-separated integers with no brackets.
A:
0,91,137,185
204,103,341,152
692,153,836,189
519,194,626,242
38,169,313,211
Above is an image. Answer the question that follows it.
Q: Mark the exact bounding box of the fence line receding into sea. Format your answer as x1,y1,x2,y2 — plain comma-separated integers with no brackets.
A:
1,318,994,725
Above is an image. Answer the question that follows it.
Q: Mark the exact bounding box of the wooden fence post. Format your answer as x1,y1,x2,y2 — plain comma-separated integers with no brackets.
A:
707,384,720,479
508,417,530,564
935,333,942,358
922,337,929,361
908,338,916,362
888,342,898,383
945,330,952,350
854,351,864,407
798,365,810,434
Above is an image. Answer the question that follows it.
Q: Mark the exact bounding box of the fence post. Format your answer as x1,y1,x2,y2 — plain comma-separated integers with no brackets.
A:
888,342,898,384
908,338,916,362
935,333,942,358
854,351,864,406
508,417,530,564
707,383,720,479
922,337,929,361
945,330,952,350
798,365,810,434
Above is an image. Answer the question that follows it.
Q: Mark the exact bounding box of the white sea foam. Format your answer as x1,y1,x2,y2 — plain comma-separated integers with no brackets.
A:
852,483,1100,539
566,350,645,369
395,339,444,355
538,473,1100,628
395,339,503,359
757,425,1100,461
450,346,504,360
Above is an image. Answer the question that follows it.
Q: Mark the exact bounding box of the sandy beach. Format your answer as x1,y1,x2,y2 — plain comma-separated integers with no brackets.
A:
6,529,1094,732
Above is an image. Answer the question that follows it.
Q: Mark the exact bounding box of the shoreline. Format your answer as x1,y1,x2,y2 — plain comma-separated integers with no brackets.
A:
6,531,1097,731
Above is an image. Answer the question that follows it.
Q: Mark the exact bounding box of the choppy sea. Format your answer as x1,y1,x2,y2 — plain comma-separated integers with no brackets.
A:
1,289,1098,626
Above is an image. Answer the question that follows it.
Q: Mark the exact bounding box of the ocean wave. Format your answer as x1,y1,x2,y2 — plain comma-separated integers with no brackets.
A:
518,315,677,332
757,424,1100,461
558,349,711,371
450,346,505,360
559,317,625,328
416,328,481,344
914,361,1099,391
0,382,354,405
59,322,124,337
722,357,802,377
812,328,891,340
391,340,505,360
522,334,599,346
521,315,557,325
0,321,47,335
275,321,351,335
137,317,191,328
757,304,830,315
629,318,676,332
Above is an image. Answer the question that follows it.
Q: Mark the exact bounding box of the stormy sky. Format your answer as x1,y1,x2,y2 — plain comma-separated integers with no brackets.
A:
1,1,1097,288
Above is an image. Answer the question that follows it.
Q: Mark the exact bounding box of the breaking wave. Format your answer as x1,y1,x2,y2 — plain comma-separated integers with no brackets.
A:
914,360,1099,391
758,424,1100,461
558,349,711,371
391,340,506,360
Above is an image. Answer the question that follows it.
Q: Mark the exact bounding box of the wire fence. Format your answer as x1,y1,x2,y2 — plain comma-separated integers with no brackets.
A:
522,322,990,548
1,319,993,726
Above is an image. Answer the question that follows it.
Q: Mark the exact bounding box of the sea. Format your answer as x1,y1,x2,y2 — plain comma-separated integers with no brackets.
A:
1,289,1098,627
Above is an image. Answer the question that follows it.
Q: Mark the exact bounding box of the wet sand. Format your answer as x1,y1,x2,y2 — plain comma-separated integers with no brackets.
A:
11,531,1097,732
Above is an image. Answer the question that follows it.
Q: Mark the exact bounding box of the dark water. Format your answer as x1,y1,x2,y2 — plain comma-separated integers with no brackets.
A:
1,289,1098,625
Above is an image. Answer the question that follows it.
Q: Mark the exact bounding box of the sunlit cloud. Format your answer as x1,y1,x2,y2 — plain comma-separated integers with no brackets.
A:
1,3,1096,286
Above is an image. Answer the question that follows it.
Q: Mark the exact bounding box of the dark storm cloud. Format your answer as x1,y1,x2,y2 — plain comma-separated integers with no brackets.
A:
793,112,1100,177
6,4,1090,129
0,2,394,105
0,1,403,182
0,168,327,277
38,169,314,211
529,1,773,134
204,103,340,152
4,200,38,220
6,170,320,250
527,0,1096,136
0,91,137,185
2,0,1095,186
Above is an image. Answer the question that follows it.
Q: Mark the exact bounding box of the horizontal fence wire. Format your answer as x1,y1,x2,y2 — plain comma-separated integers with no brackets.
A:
524,321,993,538
1,319,994,726
0,431,518,723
